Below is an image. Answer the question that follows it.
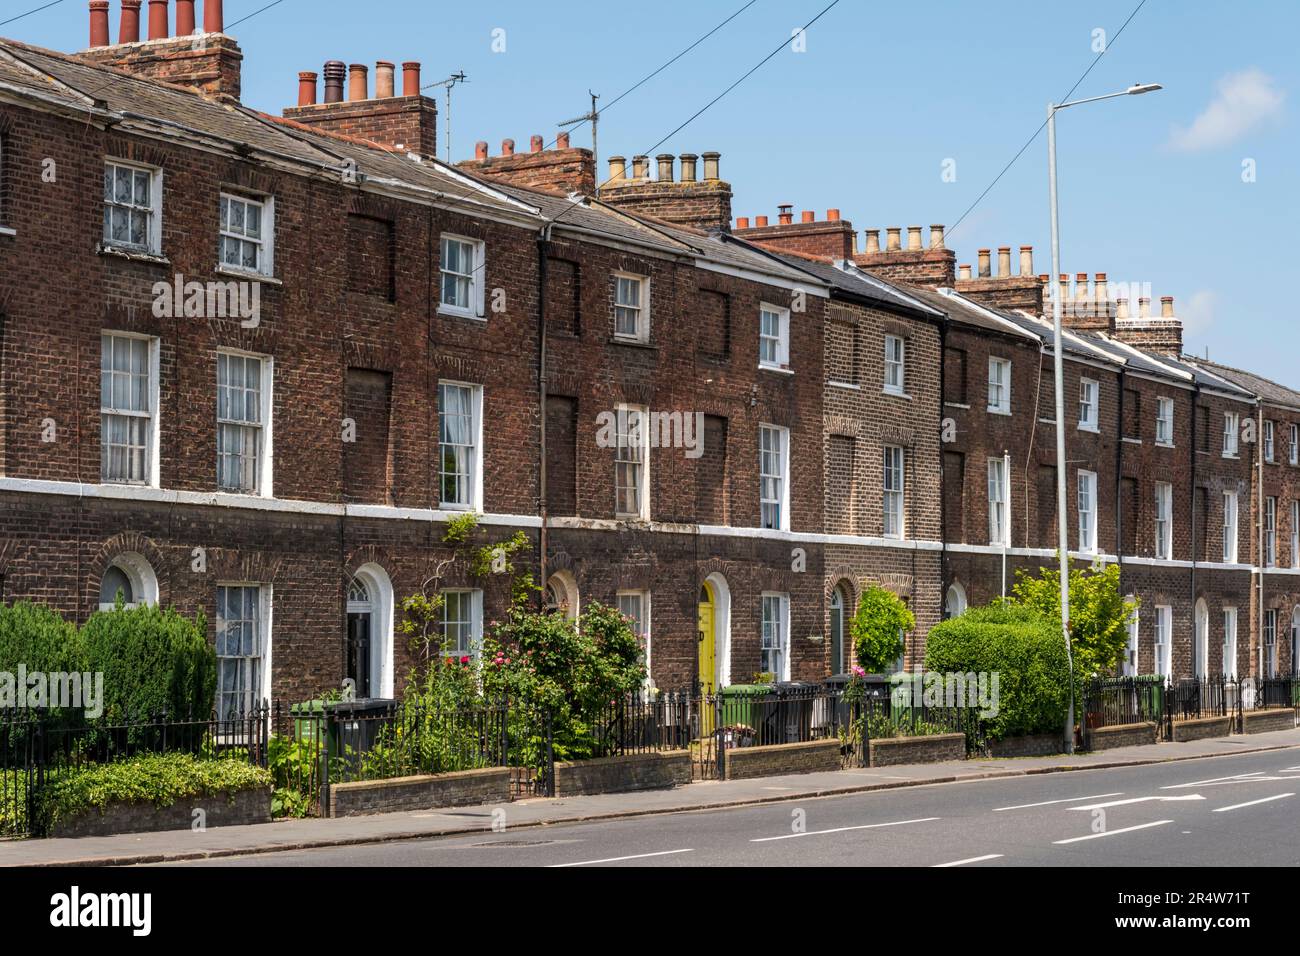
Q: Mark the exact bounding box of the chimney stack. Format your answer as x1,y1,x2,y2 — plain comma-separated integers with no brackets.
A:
204,0,223,34
1114,292,1183,356
119,0,142,43
89,0,110,47
323,60,345,103
297,71,317,106
375,61,395,98
147,0,168,41
176,0,194,36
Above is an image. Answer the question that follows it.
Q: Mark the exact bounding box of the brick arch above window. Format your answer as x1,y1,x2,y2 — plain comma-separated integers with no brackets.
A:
206,318,276,354
103,136,170,170
85,531,168,610
206,549,284,584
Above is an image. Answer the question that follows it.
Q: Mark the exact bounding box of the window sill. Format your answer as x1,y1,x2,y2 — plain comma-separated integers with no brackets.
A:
609,336,656,350
0,225,15,238
97,244,169,266
1222,453,1240,460
828,381,860,391
439,306,486,322
944,401,970,410
883,389,912,401
987,407,1012,417
215,264,282,286
758,364,795,376
1155,441,1175,449
1121,437,1142,445
1077,424,1100,434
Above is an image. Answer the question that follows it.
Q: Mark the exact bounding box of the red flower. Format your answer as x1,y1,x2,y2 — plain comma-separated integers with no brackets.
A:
460,656,471,665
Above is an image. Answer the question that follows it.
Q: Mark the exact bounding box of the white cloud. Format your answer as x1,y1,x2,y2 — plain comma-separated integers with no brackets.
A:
1178,290,1216,337
1169,69,1284,151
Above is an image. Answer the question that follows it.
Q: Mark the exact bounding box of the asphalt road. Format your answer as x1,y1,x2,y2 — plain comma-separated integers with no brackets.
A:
159,748,1300,867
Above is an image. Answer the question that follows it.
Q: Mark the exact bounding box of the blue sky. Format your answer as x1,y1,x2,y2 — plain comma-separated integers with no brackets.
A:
9,0,1296,382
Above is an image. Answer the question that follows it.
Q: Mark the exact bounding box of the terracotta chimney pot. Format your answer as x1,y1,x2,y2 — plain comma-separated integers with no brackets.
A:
886,227,902,252
977,249,991,278
89,1,110,47
297,71,318,107
907,226,923,251
203,0,224,34
865,229,880,254
347,63,368,101
402,62,421,96
147,0,168,40
176,0,195,35
475,141,489,160
929,224,945,249
375,61,395,98
119,0,142,43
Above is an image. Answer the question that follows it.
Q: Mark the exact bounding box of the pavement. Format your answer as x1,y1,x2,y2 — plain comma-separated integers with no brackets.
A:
3,726,1298,867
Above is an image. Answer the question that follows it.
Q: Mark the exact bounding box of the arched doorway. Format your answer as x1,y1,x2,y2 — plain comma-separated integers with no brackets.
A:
1194,599,1209,678
544,570,579,620
698,573,731,691
944,582,967,620
346,564,394,699
98,553,159,611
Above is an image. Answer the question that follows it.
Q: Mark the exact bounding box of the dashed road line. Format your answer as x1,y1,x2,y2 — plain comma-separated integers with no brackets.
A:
1212,793,1294,813
933,853,1004,867
751,817,940,842
547,848,694,867
993,792,1123,812
1054,820,1174,844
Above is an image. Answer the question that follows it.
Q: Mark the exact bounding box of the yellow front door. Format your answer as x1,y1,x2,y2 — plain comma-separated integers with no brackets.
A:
697,584,716,694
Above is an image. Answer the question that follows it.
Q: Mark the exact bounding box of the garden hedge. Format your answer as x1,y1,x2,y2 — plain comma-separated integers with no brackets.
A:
923,604,1070,740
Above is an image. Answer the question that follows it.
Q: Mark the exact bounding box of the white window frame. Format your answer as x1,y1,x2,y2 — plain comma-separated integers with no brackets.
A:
614,404,650,520
103,158,163,255
1265,496,1278,567
987,457,1009,546
617,590,651,683
613,272,650,343
1154,605,1172,681
760,591,791,681
759,424,790,531
439,233,486,319
1077,470,1098,554
883,334,905,395
1291,423,1298,466
100,332,160,487
437,381,484,511
1154,482,1172,559
882,445,905,539
1223,411,1239,458
216,349,274,497
440,589,483,660
1292,501,1299,570
1223,491,1238,563
218,191,274,277
987,357,1011,415
1264,609,1278,678
1264,420,1275,462
1155,396,1174,446
1078,377,1099,431
215,583,272,721
758,303,791,370
1222,608,1238,679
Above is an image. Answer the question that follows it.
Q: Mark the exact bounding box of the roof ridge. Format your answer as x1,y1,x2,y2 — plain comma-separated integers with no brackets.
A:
0,36,209,102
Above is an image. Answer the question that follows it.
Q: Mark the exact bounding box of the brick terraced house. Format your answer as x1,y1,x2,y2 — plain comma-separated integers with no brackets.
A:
0,2,1295,710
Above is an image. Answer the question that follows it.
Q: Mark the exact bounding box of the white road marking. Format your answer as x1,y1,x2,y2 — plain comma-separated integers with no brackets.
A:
1162,772,1265,789
1054,820,1174,844
751,817,940,842
1069,795,1204,811
547,849,694,867
1212,793,1295,813
933,853,1004,867
993,792,1123,812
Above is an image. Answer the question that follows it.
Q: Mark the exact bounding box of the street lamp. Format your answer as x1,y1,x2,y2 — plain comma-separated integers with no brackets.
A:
1046,82,1161,754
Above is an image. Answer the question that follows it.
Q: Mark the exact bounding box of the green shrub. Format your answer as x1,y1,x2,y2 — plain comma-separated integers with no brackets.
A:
0,602,83,720
851,587,914,673
923,604,1070,740
78,604,215,722
32,753,270,832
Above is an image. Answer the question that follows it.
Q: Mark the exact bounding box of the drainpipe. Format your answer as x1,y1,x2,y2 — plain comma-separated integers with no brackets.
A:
537,227,551,606
1001,449,1010,599
1189,385,1199,677
1256,401,1265,679
938,315,949,609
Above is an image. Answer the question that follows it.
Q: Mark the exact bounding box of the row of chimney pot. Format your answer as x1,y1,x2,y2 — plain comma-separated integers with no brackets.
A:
296,61,423,106
88,0,224,47
471,133,574,160
606,154,722,184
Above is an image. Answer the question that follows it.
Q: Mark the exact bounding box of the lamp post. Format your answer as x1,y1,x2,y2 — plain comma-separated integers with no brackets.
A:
1047,83,1161,754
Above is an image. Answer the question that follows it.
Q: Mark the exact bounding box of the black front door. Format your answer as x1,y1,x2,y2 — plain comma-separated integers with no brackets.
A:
346,612,372,698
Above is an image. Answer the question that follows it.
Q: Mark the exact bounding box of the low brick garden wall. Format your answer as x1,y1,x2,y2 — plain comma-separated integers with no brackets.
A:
724,739,842,780
553,751,692,796
867,733,966,767
329,767,510,817
1242,708,1297,734
986,733,1064,758
1171,716,1233,742
1086,721,1160,751
50,787,272,838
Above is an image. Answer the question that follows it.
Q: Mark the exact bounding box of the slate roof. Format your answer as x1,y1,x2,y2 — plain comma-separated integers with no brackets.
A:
1185,357,1297,407
746,251,945,319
